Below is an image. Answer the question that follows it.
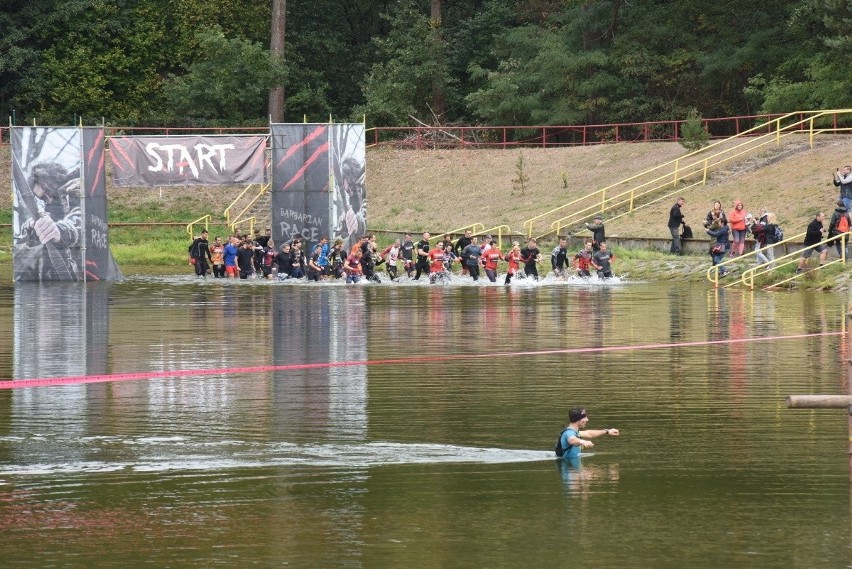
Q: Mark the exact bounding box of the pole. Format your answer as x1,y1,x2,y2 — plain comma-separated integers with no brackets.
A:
786,395,852,408
847,286,852,475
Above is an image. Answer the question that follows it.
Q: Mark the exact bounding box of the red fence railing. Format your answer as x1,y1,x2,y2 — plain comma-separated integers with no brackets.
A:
364,113,827,149
0,112,849,149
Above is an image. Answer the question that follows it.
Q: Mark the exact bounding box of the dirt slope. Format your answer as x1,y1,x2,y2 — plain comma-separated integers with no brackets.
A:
1,136,850,242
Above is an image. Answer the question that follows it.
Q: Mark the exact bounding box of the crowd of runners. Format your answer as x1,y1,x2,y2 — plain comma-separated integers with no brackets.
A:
187,227,617,284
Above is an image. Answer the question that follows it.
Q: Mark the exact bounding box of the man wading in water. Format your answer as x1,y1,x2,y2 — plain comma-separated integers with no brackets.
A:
555,407,620,460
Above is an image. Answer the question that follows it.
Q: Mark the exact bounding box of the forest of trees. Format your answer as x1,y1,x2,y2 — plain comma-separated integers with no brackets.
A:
0,0,850,129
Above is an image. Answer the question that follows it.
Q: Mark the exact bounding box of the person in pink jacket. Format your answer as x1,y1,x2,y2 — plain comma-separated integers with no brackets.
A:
728,200,747,256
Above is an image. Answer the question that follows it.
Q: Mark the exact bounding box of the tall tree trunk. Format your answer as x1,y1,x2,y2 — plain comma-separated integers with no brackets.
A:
268,0,286,122
430,0,445,123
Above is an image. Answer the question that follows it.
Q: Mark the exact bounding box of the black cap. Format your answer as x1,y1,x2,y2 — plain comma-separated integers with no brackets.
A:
568,407,587,423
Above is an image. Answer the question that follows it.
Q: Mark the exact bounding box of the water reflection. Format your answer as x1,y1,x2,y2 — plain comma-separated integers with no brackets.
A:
13,283,110,379
0,280,848,569
557,457,621,498
271,287,367,442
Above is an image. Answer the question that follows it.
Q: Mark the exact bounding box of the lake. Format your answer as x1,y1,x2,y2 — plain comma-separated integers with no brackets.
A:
0,276,848,568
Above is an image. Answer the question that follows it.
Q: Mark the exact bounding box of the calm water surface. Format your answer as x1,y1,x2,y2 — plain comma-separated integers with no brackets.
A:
0,277,849,568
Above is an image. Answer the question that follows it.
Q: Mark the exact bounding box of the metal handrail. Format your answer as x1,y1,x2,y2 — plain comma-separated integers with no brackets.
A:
230,216,256,235
524,109,852,238
472,225,513,249
224,183,269,226
739,234,847,290
428,223,485,245
705,231,806,287
549,180,706,240
186,214,211,238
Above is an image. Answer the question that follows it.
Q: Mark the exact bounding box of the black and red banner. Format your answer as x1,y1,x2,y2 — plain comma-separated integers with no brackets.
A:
270,124,365,254
109,135,267,187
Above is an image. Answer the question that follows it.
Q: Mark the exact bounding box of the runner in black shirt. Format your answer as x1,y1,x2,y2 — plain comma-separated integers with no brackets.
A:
414,231,431,280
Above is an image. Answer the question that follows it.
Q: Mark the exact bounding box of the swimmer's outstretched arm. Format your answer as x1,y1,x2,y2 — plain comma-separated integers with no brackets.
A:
579,428,620,438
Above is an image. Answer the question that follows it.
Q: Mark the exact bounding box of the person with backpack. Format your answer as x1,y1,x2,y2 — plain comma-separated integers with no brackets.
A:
760,212,782,268
827,199,851,258
668,196,686,255
555,407,620,461
706,215,731,277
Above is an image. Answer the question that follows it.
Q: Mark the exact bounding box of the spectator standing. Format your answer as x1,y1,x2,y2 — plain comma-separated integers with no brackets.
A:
797,212,828,272
761,213,781,268
706,217,730,277
827,199,851,258
668,197,686,255
703,200,727,228
833,166,852,210
585,216,606,252
728,200,747,257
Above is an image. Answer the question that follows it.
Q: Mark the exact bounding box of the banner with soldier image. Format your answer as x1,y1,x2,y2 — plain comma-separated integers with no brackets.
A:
329,124,366,253
12,127,85,282
12,126,122,282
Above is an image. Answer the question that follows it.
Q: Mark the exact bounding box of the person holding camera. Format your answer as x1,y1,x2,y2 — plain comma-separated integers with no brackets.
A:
833,166,852,211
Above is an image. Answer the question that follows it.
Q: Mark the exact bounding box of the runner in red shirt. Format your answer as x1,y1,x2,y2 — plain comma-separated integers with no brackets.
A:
482,243,503,282
428,246,448,284
343,248,363,284
504,242,522,285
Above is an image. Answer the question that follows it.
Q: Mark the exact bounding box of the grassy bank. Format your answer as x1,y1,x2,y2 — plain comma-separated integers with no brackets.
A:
2,138,851,289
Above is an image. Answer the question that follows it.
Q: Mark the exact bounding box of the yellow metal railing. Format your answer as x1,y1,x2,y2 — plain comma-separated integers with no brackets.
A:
224,183,270,227
186,214,211,238
472,225,513,250
230,216,256,236
428,223,485,245
705,231,805,288
524,109,852,240
704,231,848,289
740,234,847,290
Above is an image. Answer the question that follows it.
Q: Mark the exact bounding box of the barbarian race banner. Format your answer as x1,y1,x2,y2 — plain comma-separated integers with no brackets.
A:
109,135,267,186
270,123,365,255
12,126,123,282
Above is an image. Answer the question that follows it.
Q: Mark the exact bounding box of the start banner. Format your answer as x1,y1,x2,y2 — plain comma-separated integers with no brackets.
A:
108,135,267,186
